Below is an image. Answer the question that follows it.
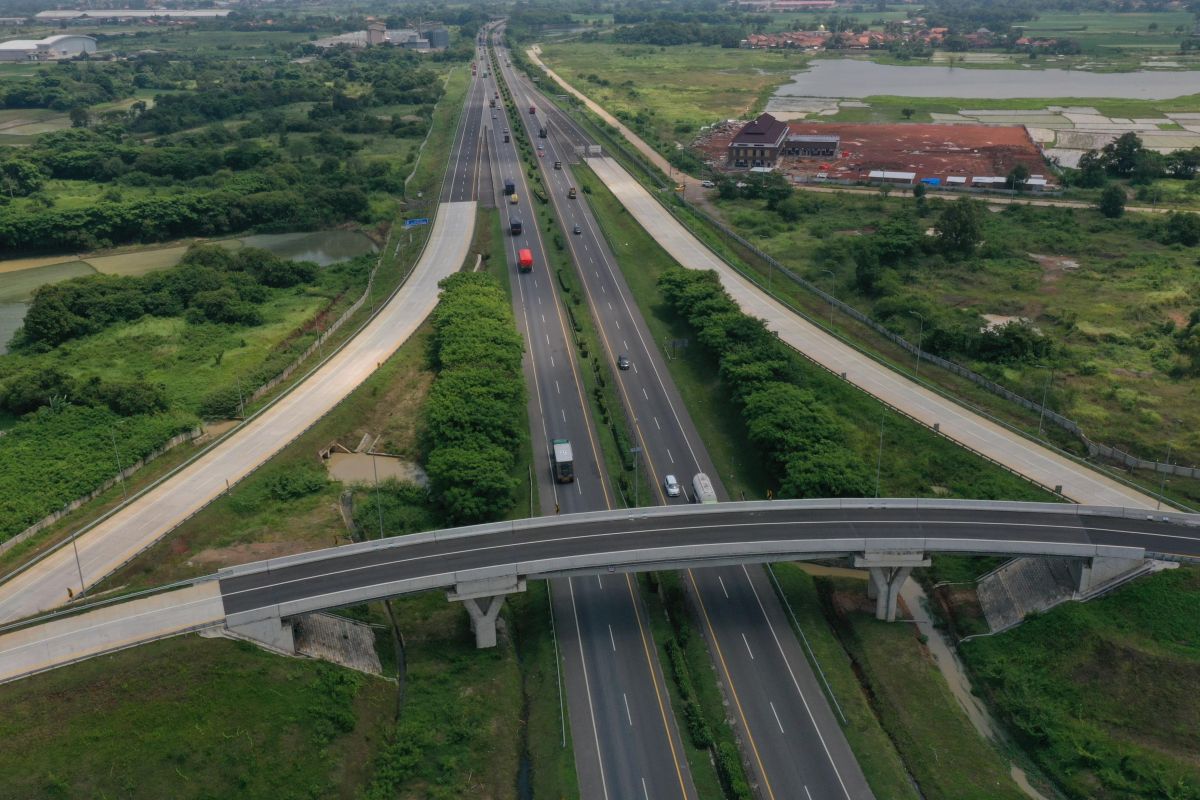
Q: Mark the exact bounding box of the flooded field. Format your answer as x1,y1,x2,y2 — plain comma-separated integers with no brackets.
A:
0,229,377,352
774,59,1200,100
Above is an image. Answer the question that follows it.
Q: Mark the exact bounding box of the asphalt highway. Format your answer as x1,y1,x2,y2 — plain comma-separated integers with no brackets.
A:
480,41,698,800
495,41,874,800
0,62,486,625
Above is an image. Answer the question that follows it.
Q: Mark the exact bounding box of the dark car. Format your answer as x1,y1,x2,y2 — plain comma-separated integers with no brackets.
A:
617,354,631,370
573,224,582,235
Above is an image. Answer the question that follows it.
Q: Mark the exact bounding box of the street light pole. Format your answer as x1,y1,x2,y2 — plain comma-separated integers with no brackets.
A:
909,311,925,378
875,405,886,498
820,269,836,328
1157,418,1182,510
110,425,127,500
1037,365,1055,438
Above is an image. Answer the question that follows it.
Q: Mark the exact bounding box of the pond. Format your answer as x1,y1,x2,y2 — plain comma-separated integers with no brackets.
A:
238,230,378,267
772,58,1200,100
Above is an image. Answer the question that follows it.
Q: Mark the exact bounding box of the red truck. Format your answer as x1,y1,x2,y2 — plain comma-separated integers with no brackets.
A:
529,105,536,114
518,248,534,272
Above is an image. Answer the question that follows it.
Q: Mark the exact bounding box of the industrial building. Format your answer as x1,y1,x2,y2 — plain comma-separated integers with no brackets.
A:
0,34,95,61
313,22,449,51
727,112,789,168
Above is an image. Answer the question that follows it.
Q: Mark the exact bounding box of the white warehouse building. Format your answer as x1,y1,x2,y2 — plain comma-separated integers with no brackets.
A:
0,34,96,62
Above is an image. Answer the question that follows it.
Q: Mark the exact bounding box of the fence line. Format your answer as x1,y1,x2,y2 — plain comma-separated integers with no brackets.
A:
0,427,202,556
563,102,1197,483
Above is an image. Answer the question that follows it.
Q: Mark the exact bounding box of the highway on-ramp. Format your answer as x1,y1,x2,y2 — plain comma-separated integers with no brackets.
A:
522,46,1160,512
0,65,485,625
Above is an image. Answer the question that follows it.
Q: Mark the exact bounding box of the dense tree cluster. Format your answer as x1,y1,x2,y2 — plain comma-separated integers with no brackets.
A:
19,245,317,348
0,366,167,418
658,267,871,498
422,274,526,524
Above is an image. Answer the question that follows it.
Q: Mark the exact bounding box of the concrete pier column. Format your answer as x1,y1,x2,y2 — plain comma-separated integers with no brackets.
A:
446,569,526,649
460,595,506,648
1075,555,1146,596
855,551,930,622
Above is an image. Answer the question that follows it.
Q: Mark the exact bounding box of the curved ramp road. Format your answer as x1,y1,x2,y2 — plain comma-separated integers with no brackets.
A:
584,156,1157,510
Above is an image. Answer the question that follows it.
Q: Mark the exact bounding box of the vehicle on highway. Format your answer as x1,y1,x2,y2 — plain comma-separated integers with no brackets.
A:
518,248,533,272
529,105,536,114
551,439,574,482
495,91,499,99
701,180,715,188
504,178,515,195
692,473,718,504
509,193,519,205
617,353,631,370
492,112,497,119
504,133,510,142
573,224,582,235
510,218,522,235
489,98,496,108
538,127,547,138
504,128,509,134
537,150,544,158
554,160,562,169
568,187,577,199
664,475,681,497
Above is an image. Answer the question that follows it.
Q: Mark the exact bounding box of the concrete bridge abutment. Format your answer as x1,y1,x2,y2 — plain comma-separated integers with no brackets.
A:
855,551,930,622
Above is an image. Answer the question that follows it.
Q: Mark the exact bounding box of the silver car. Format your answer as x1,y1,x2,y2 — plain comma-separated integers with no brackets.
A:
664,474,681,497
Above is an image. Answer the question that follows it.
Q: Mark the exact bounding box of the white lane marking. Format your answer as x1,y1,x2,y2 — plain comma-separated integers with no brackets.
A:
608,624,617,652
741,632,754,660
576,479,583,495
595,271,599,278
717,575,729,598
642,777,650,800
596,575,603,589
555,380,561,395
546,334,551,346
741,564,855,800
623,693,633,726
770,701,785,734
607,302,613,311
561,409,566,422
541,314,546,324
805,786,814,800
566,578,611,800
623,341,629,351
550,355,555,367
654,417,660,430
633,364,638,374
667,449,674,464
642,387,649,400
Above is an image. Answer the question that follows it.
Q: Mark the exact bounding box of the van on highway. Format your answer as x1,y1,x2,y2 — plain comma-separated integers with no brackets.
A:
692,473,717,504
510,217,522,235
518,248,533,272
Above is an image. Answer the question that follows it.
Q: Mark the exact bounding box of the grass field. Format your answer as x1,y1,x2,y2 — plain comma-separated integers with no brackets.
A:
712,190,1200,484
537,41,801,149
0,636,395,799
962,566,1200,800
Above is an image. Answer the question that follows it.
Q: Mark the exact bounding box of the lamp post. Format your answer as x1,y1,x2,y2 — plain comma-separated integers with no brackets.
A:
909,311,925,378
875,405,886,498
820,269,836,328
630,446,642,507
1157,418,1182,510
1036,364,1056,438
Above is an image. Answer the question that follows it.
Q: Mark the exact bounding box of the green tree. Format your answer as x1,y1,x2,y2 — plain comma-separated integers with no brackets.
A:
1100,132,1145,177
0,159,46,198
1074,150,1107,188
1098,184,1126,218
1163,212,1200,246
1006,164,1030,191
935,197,984,255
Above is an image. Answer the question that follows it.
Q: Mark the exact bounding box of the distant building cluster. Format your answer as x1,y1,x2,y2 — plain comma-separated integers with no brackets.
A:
733,0,838,10
312,20,449,51
0,33,96,62
33,9,231,23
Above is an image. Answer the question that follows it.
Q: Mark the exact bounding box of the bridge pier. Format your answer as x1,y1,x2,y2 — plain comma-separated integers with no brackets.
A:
855,551,930,622
224,615,296,655
446,571,526,649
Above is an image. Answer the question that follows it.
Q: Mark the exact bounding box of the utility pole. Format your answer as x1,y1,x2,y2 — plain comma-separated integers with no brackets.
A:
630,446,642,508
372,452,385,539
1157,418,1182,510
110,425,127,500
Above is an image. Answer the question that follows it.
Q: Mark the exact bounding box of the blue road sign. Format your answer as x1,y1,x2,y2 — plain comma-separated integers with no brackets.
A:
404,218,430,228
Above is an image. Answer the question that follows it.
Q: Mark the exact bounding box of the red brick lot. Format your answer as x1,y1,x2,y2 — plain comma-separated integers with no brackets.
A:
697,122,1051,184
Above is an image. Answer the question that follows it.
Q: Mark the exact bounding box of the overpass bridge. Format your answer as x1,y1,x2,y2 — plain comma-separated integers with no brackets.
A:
2,499,1197,682
216,499,1199,649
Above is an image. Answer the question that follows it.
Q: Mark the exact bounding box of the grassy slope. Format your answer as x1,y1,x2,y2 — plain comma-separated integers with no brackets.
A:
818,576,1029,800
0,637,395,800
962,566,1200,800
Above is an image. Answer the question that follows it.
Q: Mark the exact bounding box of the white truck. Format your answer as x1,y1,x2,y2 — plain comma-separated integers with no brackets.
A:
552,439,574,483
